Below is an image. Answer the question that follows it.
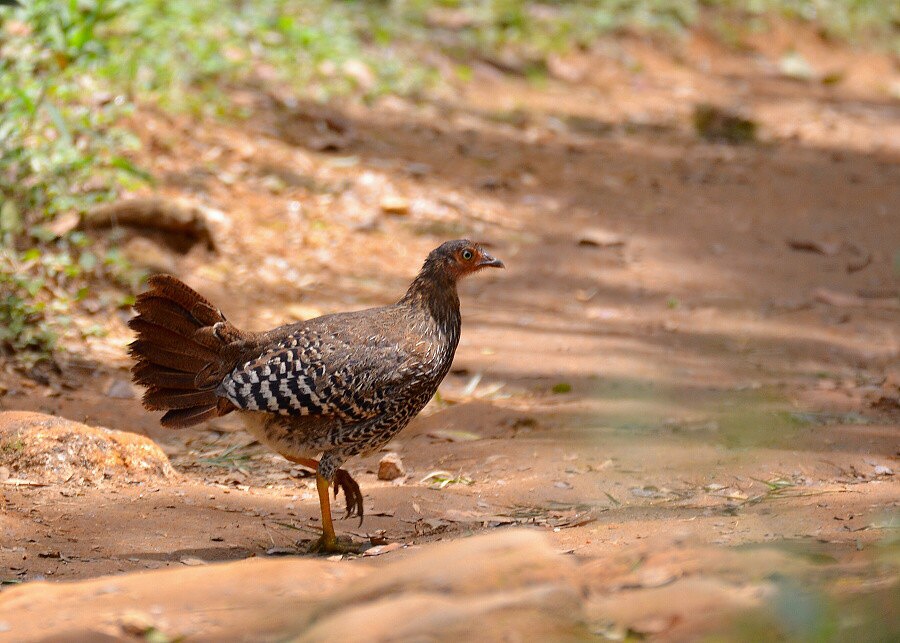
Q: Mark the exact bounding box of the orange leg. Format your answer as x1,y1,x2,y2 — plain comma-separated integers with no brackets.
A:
315,471,338,550
283,456,364,553
283,456,364,522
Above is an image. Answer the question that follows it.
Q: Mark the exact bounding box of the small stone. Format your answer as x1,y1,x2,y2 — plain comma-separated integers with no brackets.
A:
379,196,410,215
873,465,893,476
406,162,431,177
106,378,136,400
378,452,405,481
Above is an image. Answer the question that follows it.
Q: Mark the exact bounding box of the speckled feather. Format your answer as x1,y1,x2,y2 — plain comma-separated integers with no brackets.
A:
128,240,499,482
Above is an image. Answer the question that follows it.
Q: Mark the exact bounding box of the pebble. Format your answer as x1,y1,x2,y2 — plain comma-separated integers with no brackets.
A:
378,452,406,481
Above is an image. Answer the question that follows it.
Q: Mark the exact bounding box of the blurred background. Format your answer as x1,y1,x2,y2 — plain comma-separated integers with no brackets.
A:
0,1,898,640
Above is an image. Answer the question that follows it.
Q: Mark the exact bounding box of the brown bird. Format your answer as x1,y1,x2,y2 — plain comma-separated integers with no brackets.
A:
128,240,503,552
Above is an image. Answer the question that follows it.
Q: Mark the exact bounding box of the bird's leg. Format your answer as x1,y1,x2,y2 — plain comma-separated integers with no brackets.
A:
312,472,339,551
283,456,364,523
306,454,364,555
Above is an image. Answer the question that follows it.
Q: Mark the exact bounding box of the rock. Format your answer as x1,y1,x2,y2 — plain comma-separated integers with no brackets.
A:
299,530,583,641
0,411,174,485
378,452,406,481
405,162,431,178
105,378,136,400
0,530,586,641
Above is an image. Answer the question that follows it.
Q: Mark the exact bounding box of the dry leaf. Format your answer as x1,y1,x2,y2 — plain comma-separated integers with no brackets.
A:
179,557,207,566
787,238,842,255
427,429,482,442
363,542,404,556
380,196,410,215
578,229,625,248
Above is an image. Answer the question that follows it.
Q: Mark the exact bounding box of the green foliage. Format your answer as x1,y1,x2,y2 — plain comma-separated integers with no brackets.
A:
0,0,144,358
0,0,894,359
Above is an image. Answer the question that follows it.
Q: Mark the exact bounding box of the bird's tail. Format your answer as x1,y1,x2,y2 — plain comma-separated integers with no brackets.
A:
128,275,244,428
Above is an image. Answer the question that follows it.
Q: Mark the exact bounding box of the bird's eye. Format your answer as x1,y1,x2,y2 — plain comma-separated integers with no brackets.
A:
461,249,474,261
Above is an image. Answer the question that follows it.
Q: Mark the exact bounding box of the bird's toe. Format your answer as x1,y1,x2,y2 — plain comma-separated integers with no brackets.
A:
334,468,365,525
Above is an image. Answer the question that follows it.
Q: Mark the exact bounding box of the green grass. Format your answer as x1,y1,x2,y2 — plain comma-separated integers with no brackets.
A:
1,0,896,360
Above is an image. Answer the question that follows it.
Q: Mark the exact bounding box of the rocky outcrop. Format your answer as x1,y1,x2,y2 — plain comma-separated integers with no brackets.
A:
0,411,174,486
0,530,587,642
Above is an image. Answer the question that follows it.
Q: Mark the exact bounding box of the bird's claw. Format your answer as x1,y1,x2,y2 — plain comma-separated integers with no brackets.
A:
307,533,363,555
333,468,364,526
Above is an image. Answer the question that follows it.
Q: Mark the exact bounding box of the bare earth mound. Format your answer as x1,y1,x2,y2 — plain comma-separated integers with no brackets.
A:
0,412,174,486
0,530,586,642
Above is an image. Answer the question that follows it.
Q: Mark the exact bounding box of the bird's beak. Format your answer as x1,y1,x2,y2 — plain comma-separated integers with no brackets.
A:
477,252,504,269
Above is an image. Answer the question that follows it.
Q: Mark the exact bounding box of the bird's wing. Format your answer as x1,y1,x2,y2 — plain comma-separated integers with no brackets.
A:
217,324,423,421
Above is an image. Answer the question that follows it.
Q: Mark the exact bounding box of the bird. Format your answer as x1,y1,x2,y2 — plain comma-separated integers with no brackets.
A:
128,239,504,552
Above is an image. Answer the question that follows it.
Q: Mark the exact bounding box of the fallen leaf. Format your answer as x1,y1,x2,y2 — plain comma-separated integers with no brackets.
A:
779,52,817,80
47,212,80,237
406,162,431,177
460,373,482,397
179,557,207,566
629,614,679,635
630,486,667,498
265,547,297,556
2,479,46,487
847,253,873,273
812,288,900,309
380,196,410,215
363,542,404,556
427,429,482,442
578,229,625,248
787,238,842,255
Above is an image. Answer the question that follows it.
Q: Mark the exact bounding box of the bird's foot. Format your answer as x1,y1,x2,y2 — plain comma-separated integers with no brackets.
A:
333,468,364,525
307,533,364,555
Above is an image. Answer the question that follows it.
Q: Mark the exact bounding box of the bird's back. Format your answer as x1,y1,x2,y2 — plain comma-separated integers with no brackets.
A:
219,300,459,424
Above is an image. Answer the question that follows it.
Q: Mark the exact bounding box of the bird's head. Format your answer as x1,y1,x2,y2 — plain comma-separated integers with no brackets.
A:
423,239,504,282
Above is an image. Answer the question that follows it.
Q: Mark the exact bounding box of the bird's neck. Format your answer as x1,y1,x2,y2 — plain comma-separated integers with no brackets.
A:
400,266,461,339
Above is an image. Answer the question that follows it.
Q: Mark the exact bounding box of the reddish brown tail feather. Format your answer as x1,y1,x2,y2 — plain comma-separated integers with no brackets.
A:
128,275,239,428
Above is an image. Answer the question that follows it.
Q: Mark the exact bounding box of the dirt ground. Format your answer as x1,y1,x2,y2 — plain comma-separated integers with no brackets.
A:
1,23,898,641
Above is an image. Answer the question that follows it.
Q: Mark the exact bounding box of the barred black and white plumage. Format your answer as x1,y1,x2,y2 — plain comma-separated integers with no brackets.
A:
128,239,504,552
